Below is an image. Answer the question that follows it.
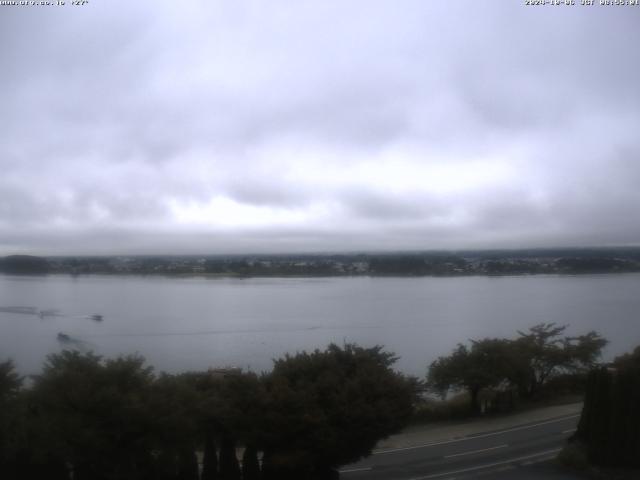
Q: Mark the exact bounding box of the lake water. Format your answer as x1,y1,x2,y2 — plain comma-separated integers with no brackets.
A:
1,273,640,377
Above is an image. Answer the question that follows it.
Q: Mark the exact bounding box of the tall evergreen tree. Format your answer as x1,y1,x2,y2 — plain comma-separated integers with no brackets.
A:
218,435,241,480
201,433,218,480
177,448,199,480
575,346,640,467
241,445,261,480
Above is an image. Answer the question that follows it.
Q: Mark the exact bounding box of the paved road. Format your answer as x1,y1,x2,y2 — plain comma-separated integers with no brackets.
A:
339,414,581,480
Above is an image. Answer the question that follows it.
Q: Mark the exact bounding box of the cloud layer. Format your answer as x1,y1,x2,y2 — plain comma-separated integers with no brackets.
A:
1,1,639,254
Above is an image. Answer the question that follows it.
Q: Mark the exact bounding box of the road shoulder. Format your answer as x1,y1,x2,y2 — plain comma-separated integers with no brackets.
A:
375,402,583,452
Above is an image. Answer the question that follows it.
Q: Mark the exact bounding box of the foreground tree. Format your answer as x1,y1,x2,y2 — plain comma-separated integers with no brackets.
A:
149,373,203,480
0,360,24,477
260,344,417,479
0,360,21,399
427,325,608,413
200,433,219,480
611,345,640,371
187,369,265,480
428,339,513,414
241,445,261,480
30,351,157,480
512,323,607,398
575,345,640,467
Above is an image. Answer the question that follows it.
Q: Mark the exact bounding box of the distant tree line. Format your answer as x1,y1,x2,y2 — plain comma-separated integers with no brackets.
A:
0,344,417,480
3,250,640,277
0,255,50,274
427,323,608,414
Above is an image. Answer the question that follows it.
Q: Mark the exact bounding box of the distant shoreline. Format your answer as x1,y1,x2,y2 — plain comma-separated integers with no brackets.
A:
3,249,640,277
3,271,640,281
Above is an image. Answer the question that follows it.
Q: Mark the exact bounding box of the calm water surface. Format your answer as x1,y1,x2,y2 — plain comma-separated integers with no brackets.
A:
1,274,640,376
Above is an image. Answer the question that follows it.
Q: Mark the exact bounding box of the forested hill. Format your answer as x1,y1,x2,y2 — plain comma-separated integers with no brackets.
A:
0,255,50,274
2,248,640,277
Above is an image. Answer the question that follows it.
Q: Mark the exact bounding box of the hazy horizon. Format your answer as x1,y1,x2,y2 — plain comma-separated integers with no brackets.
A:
2,2,639,255
5,244,640,259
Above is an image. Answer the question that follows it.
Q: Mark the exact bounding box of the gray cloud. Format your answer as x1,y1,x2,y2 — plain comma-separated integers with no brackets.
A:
0,1,639,254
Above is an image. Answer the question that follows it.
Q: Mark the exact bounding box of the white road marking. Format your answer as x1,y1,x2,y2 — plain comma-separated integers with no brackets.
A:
444,444,508,459
374,414,579,455
562,428,577,434
339,466,373,474
409,448,562,480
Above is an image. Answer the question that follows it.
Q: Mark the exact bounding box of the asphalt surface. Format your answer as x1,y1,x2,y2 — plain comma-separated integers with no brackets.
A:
339,414,582,480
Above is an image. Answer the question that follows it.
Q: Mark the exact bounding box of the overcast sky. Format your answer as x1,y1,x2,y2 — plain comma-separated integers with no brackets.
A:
1,1,639,255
